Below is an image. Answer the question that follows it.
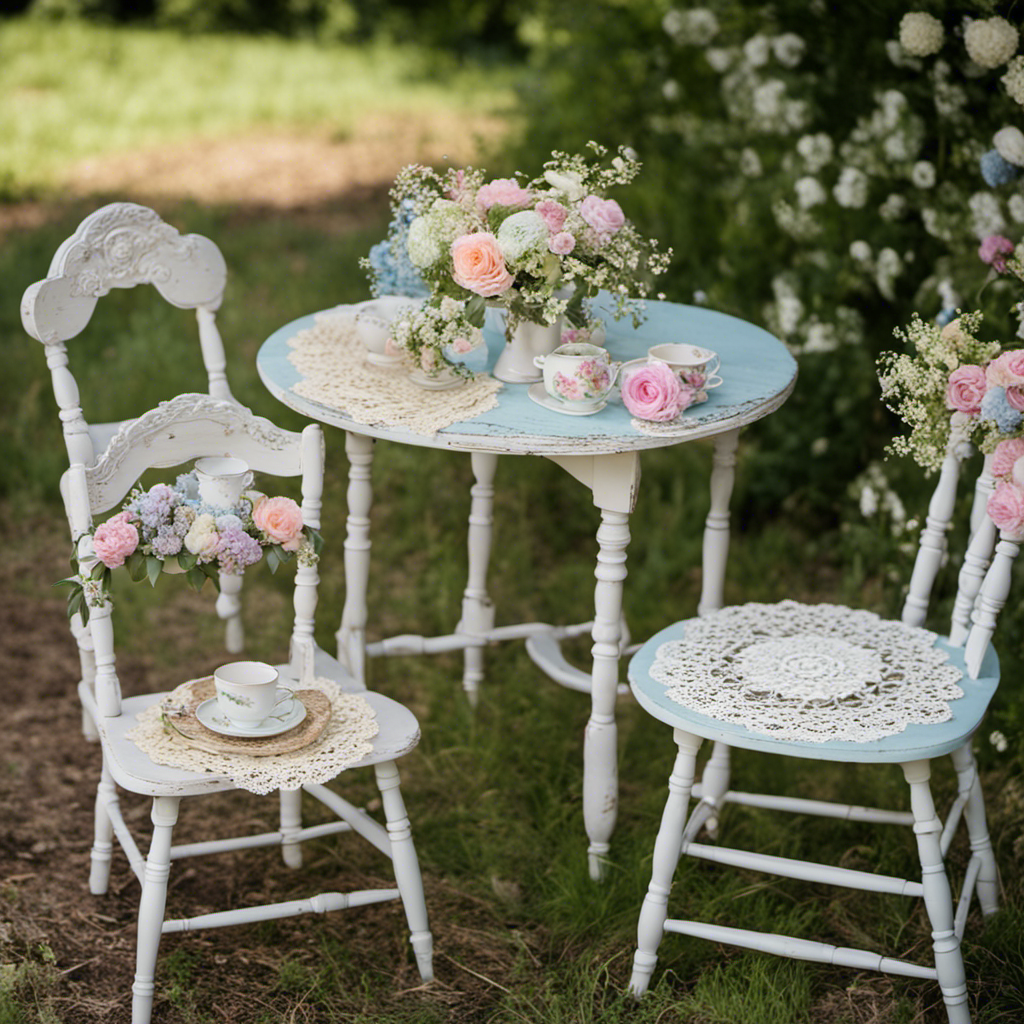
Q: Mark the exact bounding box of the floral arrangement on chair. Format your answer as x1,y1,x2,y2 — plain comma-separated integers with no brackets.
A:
879,234,1024,473
58,471,323,624
363,142,671,377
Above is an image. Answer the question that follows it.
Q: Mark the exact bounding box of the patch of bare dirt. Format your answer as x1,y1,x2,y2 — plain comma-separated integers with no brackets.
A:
0,109,508,239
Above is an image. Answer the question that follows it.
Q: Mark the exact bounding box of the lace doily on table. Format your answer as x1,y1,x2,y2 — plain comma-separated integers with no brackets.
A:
127,676,379,794
287,308,503,436
648,600,965,743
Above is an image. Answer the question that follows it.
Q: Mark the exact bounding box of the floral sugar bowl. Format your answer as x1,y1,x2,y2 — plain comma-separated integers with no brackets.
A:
533,343,621,413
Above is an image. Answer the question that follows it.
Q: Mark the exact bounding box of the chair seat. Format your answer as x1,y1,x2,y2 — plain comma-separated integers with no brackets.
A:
628,601,1001,764
79,680,420,798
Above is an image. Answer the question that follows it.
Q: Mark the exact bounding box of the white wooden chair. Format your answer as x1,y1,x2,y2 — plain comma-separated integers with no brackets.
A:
65,394,433,1024
627,442,1007,1023
21,203,246,728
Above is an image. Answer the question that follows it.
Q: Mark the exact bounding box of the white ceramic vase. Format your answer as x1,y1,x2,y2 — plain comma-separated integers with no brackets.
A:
492,317,563,384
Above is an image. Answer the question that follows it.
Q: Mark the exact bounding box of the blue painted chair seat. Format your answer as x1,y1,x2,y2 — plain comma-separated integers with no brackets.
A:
628,612,1000,765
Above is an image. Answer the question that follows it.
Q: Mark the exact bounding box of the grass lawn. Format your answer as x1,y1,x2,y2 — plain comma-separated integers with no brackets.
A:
1,18,1022,1024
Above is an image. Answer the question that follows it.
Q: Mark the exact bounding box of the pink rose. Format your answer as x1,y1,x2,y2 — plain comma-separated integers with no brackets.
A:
92,511,139,568
987,480,1024,536
992,438,1024,478
986,350,1024,387
1008,386,1024,412
946,364,988,414
978,234,1015,272
548,231,576,255
254,496,304,551
476,178,532,210
621,363,690,422
579,195,625,239
535,198,567,232
451,232,515,297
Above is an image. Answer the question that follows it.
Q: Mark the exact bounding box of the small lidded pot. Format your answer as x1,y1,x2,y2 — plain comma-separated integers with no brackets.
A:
533,343,622,410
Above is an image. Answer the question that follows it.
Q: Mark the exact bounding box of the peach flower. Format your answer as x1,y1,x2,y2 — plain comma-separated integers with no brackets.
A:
451,233,514,297
987,480,1024,537
946,365,987,414
92,511,139,568
254,496,304,551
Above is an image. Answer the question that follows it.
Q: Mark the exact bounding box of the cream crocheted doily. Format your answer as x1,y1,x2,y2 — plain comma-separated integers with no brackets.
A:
287,307,503,436
127,675,379,794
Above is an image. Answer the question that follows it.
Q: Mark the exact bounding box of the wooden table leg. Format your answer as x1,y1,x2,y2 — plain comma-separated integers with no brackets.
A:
336,430,374,685
460,451,498,707
549,451,640,879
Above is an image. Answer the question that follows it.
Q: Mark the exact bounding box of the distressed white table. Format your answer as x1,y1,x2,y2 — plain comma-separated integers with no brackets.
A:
258,298,797,878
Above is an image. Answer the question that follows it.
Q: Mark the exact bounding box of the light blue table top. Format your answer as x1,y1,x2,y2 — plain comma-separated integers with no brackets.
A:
257,297,798,456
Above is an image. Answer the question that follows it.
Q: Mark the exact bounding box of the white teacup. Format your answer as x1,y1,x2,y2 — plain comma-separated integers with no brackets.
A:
533,343,622,409
213,660,292,728
194,457,254,509
647,343,723,390
355,296,422,367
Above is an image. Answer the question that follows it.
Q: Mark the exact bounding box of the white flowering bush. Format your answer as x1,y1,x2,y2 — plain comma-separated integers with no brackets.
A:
510,0,1024,516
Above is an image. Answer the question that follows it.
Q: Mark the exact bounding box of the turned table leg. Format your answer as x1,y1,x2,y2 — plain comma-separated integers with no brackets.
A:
336,431,374,685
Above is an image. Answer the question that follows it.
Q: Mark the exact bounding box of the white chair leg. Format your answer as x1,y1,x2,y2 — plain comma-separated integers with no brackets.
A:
71,610,99,742
89,758,117,895
950,743,999,917
461,451,498,707
280,788,303,869
217,571,244,653
337,431,374,685
698,740,731,840
374,760,433,982
132,795,180,1024
902,760,972,1024
630,729,703,996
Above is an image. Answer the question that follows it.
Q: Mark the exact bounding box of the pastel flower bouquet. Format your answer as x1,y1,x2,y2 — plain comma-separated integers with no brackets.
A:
57,471,323,624
363,142,671,377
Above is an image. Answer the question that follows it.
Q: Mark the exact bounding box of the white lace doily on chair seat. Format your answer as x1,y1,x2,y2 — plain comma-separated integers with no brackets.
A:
648,600,965,744
127,676,379,795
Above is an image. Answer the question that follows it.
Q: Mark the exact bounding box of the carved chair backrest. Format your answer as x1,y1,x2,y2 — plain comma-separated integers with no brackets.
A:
898,439,1018,678
63,394,324,719
21,202,233,473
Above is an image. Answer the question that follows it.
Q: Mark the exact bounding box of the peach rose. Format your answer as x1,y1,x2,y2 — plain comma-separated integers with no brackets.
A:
451,232,514,297
946,364,987,414
92,511,139,568
253,496,304,551
987,480,1024,537
986,350,1024,387
992,438,1024,478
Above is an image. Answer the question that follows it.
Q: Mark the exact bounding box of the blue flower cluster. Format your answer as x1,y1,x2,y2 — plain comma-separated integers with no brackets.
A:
367,200,430,299
980,149,1021,187
980,385,1024,433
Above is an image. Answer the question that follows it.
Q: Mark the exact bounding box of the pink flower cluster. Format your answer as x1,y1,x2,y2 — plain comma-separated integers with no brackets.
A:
253,496,305,551
987,438,1024,537
978,234,1015,273
947,350,1024,416
620,362,694,422
92,511,139,568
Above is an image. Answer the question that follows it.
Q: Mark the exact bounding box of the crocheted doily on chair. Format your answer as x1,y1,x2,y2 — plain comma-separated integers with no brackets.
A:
127,675,379,794
287,307,502,436
648,600,965,743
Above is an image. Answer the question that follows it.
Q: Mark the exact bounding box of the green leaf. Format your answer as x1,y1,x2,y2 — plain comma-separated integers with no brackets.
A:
146,556,163,587
197,562,221,591
53,577,80,589
185,566,206,592
127,551,147,582
67,588,83,620
265,545,282,575
308,528,324,556
177,552,198,571
90,560,107,580
464,294,486,329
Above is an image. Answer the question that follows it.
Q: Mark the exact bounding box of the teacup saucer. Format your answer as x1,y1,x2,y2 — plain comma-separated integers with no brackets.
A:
196,692,307,738
527,382,606,416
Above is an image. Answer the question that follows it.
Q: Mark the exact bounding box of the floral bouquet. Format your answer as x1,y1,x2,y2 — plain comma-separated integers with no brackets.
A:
363,142,671,377
879,236,1024,473
57,471,323,624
